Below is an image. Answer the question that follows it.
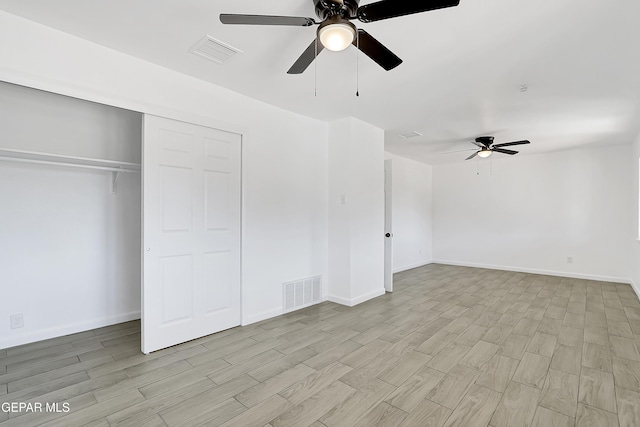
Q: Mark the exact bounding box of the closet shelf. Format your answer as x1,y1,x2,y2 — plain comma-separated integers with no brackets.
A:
0,147,140,194
0,147,141,173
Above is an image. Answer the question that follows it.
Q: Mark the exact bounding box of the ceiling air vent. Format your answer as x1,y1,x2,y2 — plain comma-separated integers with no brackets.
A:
189,35,242,64
399,131,423,140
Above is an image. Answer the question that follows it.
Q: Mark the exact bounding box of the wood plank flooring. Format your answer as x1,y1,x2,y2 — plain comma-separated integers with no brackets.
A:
2,264,640,426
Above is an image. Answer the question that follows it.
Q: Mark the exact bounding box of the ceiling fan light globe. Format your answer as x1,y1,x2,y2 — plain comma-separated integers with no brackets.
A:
319,23,356,51
477,149,492,158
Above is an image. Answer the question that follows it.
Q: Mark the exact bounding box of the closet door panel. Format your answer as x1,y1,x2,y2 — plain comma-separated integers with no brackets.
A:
160,165,193,232
143,115,241,353
204,170,231,230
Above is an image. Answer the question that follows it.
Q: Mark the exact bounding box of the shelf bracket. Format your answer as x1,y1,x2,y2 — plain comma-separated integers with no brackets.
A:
111,169,122,194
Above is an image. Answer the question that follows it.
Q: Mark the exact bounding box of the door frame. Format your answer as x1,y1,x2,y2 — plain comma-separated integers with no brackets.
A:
384,159,393,292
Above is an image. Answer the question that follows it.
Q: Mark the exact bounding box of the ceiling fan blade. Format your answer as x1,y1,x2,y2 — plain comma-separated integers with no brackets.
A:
220,14,316,26
287,39,324,74
492,140,531,148
465,151,479,160
353,29,402,71
356,0,460,23
493,148,518,155
471,141,484,148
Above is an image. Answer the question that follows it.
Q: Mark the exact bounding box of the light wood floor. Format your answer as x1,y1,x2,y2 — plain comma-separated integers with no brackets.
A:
2,264,640,426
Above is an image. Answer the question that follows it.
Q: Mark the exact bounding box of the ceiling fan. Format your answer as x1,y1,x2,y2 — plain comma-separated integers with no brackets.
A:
220,0,460,74
465,137,530,160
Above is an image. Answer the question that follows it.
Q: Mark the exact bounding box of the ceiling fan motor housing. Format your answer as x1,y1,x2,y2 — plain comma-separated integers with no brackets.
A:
476,136,494,147
314,0,359,20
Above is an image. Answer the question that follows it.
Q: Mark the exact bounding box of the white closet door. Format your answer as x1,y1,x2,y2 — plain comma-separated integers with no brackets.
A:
142,115,241,353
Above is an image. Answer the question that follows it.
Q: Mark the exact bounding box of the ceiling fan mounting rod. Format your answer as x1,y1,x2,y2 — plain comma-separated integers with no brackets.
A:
314,0,359,20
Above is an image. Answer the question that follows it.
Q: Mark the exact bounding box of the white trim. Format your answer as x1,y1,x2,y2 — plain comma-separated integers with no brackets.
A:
327,288,386,307
393,260,433,274
0,311,141,351
327,294,353,306
432,259,632,284
351,288,386,306
239,131,247,334
243,308,283,326
630,279,640,301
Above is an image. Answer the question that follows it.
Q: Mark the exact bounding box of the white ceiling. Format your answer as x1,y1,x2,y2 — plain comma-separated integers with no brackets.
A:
1,0,639,164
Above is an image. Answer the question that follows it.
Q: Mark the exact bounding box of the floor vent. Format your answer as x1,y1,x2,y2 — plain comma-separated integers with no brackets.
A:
283,276,322,313
189,35,242,64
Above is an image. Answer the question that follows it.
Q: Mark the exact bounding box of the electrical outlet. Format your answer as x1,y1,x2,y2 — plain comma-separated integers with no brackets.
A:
10,313,24,329
567,257,574,264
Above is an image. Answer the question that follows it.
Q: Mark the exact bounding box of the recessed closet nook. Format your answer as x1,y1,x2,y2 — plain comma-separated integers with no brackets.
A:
0,81,242,354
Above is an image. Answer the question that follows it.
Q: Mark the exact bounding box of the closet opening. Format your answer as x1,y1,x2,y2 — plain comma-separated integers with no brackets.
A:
0,80,143,351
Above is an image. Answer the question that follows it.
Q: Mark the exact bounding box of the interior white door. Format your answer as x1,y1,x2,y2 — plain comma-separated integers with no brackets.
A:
384,159,393,292
142,115,241,353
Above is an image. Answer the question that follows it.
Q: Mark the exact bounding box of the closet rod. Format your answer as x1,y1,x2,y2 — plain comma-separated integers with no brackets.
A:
0,156,140,173
0,147,141,168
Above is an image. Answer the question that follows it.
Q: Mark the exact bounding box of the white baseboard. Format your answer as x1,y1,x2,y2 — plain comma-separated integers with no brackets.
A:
630,279,640,301
432,259,632,284
243,308,283,326
0,311,141,351
393,260,433,274
351,288,386,306
328,288,386,307
327,294,352,306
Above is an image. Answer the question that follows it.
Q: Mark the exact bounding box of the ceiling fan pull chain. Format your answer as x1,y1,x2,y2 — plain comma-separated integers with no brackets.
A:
314,38,318,97
356,30,360,97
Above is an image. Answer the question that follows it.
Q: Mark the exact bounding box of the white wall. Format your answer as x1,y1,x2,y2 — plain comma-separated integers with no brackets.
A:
327,119,352,303
328,117,385,306
0,82,142,349
632,133,640,291
0,10,329,346
384,152,433,272
349,119,385,303
433,144,632,282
